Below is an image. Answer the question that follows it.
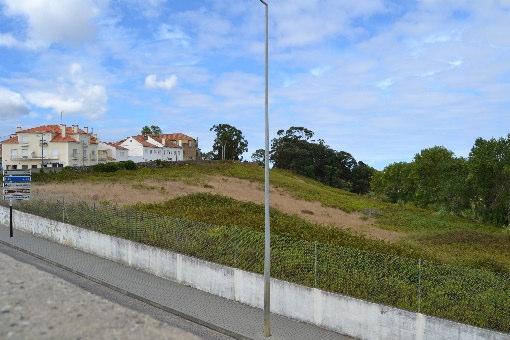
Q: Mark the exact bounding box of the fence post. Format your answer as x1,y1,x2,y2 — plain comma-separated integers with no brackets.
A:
418,258,422,313
62,197,65,223
314,241,318,287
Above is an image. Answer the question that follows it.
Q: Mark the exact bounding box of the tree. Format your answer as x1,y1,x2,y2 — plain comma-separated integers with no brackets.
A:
150,125,162,136
468,135,510,225
141,125,162,136
251,149,265,166
371,162,416,203
351,161,376,194
413,146,469,210
271,126,370,192
141,126,152,135
210,124,248,161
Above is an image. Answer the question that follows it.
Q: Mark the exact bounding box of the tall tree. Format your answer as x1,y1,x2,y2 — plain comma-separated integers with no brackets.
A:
351,161,376,195
141,125,162,136
150,125,162,136
271,126,369,192
141,126,152,135
371,162,416,203
210,124,248,161
251,149,265,166
469,135,510,225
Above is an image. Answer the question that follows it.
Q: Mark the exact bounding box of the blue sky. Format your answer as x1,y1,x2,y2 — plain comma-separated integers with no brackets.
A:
0,0,509,169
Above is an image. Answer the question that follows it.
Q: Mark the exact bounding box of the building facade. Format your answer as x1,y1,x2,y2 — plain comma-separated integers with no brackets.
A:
118,135,183,163
0,124,98,170
158,133,200,160
97,142,129,163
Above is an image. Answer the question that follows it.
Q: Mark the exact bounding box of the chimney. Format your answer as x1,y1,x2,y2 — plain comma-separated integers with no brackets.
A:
60,124,66,137
178,140,182,147
72,125,78,133
84,126,88,133
16,126,22,132
162,137,166,145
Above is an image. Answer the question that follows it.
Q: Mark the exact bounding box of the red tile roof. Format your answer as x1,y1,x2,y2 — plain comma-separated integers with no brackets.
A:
132,135,161,148
50,135,79,143
151,136,182,148
159,133,195,141
106,142,128,151
1,135,19,144
17,124,88,135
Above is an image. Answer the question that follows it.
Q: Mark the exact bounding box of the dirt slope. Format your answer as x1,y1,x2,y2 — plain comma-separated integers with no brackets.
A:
33,176,403,241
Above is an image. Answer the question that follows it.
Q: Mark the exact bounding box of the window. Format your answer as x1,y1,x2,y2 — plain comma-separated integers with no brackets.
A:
22,165,28,170
21,149,28,157
32,165,37,169
72,149,78,158
20,135,29,144
11,149,18,159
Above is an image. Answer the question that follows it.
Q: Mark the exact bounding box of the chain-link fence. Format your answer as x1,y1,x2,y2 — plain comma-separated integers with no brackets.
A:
2,195,510,333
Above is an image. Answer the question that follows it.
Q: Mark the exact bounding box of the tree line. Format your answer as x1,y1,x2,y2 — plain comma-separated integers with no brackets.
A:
206,124,375,195
193,122,510,226
372,135,510,226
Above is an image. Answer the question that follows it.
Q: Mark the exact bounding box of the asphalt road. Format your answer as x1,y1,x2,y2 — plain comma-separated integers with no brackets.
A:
0,244,232,340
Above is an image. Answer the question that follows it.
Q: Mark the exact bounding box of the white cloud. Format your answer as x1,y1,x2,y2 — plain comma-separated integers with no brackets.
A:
0,33,22,48
449,59,463,68
157,24,190,47
271,0,385,47
376,78,394,90
310,66,330,77
0,88,30,118
1,0,103,48
25,63,107,118
144,74,178,90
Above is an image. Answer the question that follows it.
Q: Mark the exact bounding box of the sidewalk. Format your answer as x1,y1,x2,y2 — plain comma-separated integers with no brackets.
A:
0,225,349,340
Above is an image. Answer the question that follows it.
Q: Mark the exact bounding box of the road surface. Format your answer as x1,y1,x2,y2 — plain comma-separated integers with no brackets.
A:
0,249,230,339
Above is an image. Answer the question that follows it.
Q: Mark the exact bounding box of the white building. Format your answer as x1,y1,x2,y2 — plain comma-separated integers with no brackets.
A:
118,135,183,163
97,142,129,163
0,124,98,170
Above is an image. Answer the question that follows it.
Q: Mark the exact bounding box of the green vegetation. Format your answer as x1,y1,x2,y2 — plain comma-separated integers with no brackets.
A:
33,161,510,274
135,193,402,255
209,123,248,161
12,197,510,333
373,135,510,226
271,127,375,194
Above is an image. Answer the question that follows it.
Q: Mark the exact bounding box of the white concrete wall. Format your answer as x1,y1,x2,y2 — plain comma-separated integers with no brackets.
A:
0,206,507,340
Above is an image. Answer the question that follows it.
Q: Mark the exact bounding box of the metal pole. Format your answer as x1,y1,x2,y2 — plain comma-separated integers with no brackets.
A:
9,199,13,238
40,133,44,170
259,0,271,337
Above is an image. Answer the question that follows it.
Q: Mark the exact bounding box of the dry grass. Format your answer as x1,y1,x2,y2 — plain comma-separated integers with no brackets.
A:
32,175,404,242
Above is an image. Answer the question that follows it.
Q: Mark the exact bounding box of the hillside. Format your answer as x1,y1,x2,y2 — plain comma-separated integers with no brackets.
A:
32,161,510,274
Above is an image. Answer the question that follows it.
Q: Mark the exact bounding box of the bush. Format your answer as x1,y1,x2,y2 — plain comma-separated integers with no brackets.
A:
93,161,137,173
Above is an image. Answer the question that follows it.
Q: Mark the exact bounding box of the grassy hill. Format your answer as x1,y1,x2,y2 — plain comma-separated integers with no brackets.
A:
33,161,510,274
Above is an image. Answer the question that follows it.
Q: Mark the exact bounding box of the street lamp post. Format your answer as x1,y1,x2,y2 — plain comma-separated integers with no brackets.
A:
258,0,271,337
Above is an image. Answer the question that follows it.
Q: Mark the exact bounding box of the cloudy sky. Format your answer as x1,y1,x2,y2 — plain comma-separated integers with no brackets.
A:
0,0,509,169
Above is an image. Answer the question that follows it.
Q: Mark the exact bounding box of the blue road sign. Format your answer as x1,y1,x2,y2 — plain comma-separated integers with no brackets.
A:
3,176,31,183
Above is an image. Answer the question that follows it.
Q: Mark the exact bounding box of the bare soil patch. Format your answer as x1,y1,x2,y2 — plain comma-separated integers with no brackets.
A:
33,176,403,242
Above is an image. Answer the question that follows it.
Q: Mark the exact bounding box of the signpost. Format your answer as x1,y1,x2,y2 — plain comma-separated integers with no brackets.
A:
2,170,31,237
